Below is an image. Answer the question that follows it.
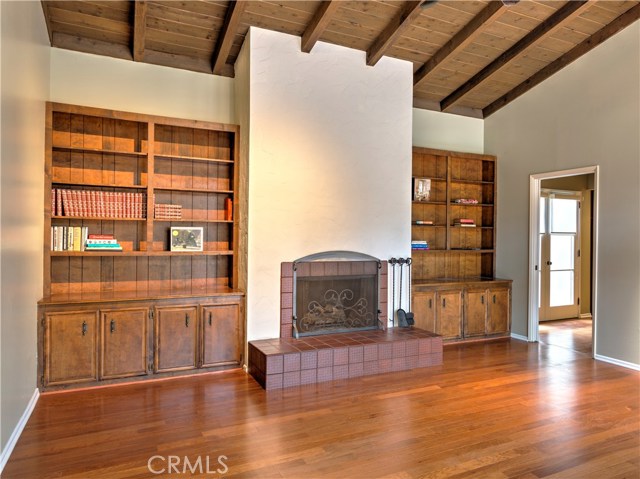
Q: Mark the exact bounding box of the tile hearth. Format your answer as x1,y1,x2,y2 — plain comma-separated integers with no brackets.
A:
248,328,443,390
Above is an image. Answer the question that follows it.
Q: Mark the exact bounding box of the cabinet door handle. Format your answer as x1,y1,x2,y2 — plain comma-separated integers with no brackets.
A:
493,295,496,304
110,319,115,333
208,312,212,326
428,298,432,309
442,298,446,308
82,321,87,336
481,295,484,304
185,314,190,327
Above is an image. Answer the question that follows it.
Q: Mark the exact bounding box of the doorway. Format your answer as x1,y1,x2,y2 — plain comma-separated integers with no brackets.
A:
528,167,598,357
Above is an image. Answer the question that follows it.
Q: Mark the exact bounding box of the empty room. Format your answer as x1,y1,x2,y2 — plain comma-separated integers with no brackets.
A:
1,1,639,477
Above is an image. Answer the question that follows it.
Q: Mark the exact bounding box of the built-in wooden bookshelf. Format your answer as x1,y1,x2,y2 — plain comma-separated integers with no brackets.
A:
39,103,244,391
411,147,511,342
411,147,497,280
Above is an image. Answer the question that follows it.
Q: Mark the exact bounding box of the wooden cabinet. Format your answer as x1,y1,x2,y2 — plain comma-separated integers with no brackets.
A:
487,288,510,335
464,289,488,338
44,311,98,386
437,291,463,340
411,147,511,343
412,291,436,333
412,279,511,342
154,306,198,373
39,102,246,391
201,303,242,367
100,308,148,380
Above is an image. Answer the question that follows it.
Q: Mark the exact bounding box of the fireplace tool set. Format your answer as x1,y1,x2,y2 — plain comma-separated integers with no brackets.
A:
389,257,415,328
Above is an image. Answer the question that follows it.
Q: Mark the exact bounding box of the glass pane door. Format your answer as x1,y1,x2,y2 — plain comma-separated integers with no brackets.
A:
539,193,580,321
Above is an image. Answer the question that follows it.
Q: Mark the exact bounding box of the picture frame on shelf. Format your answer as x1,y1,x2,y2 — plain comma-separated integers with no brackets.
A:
170,226,203,252
413,177,431,202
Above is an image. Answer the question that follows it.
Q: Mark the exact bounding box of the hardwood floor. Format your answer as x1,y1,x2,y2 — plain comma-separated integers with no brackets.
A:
539,319,593,355
4,339,639,478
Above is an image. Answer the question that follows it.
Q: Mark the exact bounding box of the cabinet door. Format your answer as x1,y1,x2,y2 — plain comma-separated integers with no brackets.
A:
154,306,198,373
487,288,510,334
436,291,462,340
101,308,148,380
45,311,98,386
464,289,487,337
201,304,242,368
412,291,436,332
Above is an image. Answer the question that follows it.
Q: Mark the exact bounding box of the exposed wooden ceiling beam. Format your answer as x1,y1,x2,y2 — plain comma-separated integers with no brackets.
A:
212,0,247,76
413,96,484,119
414,1,507,87
367,1,422,66
441,0,590,112
483,2,640,118
301,0,340,53
133,0,147,62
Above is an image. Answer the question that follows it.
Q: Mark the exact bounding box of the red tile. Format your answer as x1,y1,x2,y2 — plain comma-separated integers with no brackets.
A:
266,354,284,374
284,353,300,372
317,366,333,382
265,374,283,390
281,262,294,278
378,342,392,360
333,365,349,380
281,292,293,309
300,369,317,385
283,371,300,387
349,362,364,378
363,360,378,376
317,349,333,368
419,338,432,355
406,339,419,356
310,262,325,277
333,347,349,366
301,351,318,370
281,276,293,294
393,341,406,358
349,346,364,364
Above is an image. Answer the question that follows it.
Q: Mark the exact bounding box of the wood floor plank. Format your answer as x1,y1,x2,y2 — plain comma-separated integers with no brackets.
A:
3,337,638,478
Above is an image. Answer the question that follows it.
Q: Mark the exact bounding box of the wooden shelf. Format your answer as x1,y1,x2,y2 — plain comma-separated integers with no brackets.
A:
412,147,497,280
52,181,147,190
153,219,233,223
52,216,146,221
53,145,147,156
155,153,233,164
153,186,233,194
451,179,494,185
51,250,233,257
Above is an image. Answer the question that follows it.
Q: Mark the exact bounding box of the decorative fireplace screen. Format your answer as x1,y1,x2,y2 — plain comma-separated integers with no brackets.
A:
292,252,381,338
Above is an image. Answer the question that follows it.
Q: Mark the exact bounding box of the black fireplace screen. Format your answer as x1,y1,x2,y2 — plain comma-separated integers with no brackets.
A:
294,274,378,337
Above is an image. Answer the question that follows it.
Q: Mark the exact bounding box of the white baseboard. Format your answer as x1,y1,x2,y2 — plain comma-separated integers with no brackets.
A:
510,333,529,342
0,388,40,474
594,354,640,371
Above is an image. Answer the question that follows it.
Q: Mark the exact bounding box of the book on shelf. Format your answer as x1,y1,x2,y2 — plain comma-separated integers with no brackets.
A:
86,239,118,245
51,226,89,252
453,198,479,204
85,244,123,249
224,197,233,221
88,234,115,239
411,240,430,250
414,220,434,225
154,202,182,220
52,188,146,219
453,218,476,227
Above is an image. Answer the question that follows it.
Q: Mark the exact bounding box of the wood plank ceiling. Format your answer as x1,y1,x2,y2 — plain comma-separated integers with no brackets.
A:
41,0,640,118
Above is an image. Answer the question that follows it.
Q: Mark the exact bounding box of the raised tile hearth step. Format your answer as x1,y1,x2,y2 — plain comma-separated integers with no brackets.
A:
248,328,443,390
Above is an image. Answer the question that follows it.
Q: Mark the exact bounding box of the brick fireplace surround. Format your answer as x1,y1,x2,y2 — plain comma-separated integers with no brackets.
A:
248,260,443,390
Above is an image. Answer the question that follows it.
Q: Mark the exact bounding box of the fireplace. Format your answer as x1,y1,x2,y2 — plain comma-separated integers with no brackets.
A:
281,251,387,339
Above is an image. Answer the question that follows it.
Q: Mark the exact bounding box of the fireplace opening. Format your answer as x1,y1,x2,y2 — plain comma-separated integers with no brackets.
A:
291,251,382,339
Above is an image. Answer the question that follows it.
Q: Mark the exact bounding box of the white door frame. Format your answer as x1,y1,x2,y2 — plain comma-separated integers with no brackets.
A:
528,166,599,357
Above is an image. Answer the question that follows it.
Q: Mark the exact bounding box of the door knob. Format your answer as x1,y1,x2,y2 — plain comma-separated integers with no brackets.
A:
546,261,552,266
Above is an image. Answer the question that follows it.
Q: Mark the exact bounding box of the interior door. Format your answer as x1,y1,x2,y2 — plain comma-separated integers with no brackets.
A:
539,192,581,321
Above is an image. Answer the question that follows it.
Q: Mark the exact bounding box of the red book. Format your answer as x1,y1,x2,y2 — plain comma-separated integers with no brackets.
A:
456,218,475,224
88,234,115,239
56,189,63,216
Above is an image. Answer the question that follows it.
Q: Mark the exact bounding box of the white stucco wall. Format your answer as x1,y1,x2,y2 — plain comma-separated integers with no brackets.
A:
245,28,413,340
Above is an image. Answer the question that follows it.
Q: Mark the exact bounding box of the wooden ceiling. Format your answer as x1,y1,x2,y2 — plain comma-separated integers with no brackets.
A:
41,0,640,118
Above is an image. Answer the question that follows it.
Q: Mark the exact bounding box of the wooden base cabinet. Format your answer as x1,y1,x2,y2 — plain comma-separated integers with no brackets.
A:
100,308,148,380
38,294,244,391
413,279,511,342
154,306,199,373
44,311,98,387
202,303,242,368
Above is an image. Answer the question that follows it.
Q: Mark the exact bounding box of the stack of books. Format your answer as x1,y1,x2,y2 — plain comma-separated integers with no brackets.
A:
85,234,123,252
414,220,434,225
453,198,479,204
154,203,182,220
411,240,429,250
52,188,146,219
454,218,476,227
51,226,89,252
